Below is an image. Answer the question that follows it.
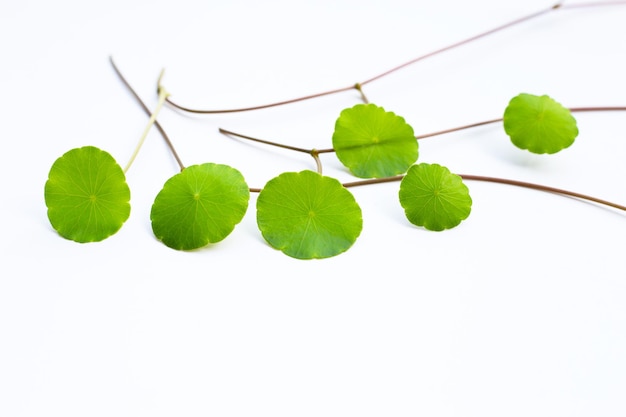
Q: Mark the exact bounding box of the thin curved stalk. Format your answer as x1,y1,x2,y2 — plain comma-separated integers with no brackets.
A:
568,106,626,113
560,1,626,8
166,85,356,114
354,83,369,104
416,118,503,140
219,128,311,153
218,105,626,168
109,57,185,171
163,3,567,114
360,2,562,86
311,150,323,174
460,174,626,211
342,174,626,212
123,74,169,173
219,127,325,174
162,2,626,115
414,106,626,140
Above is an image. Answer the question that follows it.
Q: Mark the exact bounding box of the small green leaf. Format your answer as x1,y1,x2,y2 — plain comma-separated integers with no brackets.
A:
256,170,363,259
503,93,578,154
151,163,250,250
399,163,471,231
44,146,131,242
332,103,418,178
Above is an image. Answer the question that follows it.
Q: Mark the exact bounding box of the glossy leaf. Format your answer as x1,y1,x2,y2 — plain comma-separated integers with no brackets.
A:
332,103,418,178
503,93,578,154
151,163,250,250
44,146,131,242
256,170,363,259
399,163,471,231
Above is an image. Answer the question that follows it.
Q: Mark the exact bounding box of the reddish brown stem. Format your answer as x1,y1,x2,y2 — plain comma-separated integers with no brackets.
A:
164,2,587,114
360,3,561,86
568,106,626,113
415,106,626,140
342,174,626,212
219,128,324,174
110,57,186,171
416,118,503,139
219,127,311,154
167,85,355,114
460,174,626,211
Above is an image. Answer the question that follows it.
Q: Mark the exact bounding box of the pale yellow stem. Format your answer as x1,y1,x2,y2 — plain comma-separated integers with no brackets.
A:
124,69,170,173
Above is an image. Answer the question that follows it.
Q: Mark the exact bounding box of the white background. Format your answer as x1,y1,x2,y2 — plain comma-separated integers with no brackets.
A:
2,0,626,416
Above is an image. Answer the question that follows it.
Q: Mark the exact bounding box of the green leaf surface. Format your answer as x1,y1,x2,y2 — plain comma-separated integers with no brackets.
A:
399,163,471,231
256,170,363,259
44,146,131,242
503,93,578,154
151,163,250,250
332,103,418,178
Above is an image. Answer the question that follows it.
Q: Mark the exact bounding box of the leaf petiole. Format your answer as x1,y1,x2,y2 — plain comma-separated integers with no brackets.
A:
342,174,626,212
160,2,626,114
219,127,332,175
123,72,170,173
415,106,626,140
110,57,185,172
459,174,626,212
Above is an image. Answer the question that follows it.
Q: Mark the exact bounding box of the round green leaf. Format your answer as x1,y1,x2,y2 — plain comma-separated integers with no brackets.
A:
399,163,472,231
151,163,250,250
256,170,363,259
332,103,418,178
44,146,131,242
503,93,578,154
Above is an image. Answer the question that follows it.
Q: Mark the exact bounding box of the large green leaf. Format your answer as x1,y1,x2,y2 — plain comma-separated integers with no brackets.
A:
399,163,471,231
151,163,250,250
256,170,363,259
503,93,578,154
44,146,131,242
332,103,418,178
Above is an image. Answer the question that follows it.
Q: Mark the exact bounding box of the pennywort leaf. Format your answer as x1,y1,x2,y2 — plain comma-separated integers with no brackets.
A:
332,103,418,178
399,163,472,231
503,93,578,154
150,163,250,250
256,170,363,259
44,146,131,242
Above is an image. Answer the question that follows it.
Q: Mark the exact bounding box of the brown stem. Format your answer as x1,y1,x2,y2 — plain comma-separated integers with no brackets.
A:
363,0,626,86
311,150,323,174
315,148,336,154
163,2,592,114
343,176,404,188
219,127,311,153
109,57,185,171
342,173,626,211
219,128,325,174
219,105,626,169
560,1,626,9
414,106,626,140
360,3,562,86
459,174,626,211
166,85,355,114
568,106,626,113
416,118,503,140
